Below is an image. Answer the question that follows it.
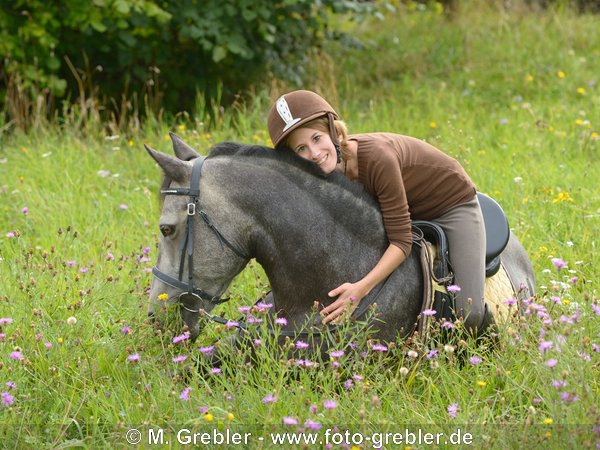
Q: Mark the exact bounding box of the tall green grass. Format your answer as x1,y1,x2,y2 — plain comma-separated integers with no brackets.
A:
1,3,599,449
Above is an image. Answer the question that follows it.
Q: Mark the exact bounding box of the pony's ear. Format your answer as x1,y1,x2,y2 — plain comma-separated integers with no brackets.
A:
169,132,201,161
145,144,191,181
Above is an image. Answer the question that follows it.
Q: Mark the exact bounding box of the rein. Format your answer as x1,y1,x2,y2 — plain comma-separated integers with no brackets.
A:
152,157,249,311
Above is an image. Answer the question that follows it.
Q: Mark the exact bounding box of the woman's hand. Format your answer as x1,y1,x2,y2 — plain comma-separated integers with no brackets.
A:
321,244,407,324
321,282,368,324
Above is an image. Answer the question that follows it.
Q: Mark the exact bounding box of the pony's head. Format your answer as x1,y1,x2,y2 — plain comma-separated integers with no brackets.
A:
145,134,249,340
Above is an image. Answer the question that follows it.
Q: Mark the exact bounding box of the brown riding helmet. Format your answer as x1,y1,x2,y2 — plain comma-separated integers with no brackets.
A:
267,90,340,149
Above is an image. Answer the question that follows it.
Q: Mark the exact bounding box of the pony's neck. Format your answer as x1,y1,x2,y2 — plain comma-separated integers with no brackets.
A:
225,158,388,306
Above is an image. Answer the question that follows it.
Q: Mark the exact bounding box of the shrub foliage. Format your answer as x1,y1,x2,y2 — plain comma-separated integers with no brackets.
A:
0,0,369,128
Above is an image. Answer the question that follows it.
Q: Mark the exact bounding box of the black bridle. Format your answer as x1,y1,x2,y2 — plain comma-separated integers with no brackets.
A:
152,157,249,313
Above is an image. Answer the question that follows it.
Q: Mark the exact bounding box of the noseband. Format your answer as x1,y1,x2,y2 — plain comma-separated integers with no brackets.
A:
152,157,249,312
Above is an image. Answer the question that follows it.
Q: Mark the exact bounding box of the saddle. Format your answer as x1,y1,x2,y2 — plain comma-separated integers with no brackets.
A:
413,192,510,332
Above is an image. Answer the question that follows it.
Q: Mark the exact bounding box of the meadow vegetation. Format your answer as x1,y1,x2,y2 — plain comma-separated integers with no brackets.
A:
1,2,599,448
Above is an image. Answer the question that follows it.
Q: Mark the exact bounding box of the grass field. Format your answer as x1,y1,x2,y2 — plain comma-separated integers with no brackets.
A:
1,3,599,449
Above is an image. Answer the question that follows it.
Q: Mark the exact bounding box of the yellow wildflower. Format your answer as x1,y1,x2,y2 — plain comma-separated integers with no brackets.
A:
429,122,437,129
58,337,63,344
227,413,235,421
557,71,566,78
204,413,214,422
575,119,583,126
158,293,169,300
591,132,598,140
178,124,186,132
477,381,487,387
526,74,534,82
544,418,554,424
576,87,586,95
553,191,573,203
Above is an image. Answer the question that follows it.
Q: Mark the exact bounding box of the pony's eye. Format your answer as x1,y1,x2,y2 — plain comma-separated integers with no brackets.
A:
160,224,176,237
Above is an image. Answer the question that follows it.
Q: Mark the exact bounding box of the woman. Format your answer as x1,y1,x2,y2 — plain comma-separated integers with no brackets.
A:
267,90,491,334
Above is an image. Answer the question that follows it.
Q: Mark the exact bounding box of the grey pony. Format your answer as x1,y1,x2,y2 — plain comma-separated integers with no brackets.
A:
145,134,536,344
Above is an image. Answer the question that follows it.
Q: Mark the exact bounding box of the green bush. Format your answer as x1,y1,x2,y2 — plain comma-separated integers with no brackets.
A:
0,0,372,129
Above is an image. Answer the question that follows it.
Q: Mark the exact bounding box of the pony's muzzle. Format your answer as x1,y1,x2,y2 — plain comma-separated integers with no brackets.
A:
179,292,203,341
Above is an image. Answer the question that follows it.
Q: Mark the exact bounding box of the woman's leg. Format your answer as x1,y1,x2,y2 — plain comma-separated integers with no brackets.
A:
432,195,488,332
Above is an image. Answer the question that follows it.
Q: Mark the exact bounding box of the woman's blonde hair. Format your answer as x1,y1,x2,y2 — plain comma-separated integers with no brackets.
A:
285,116,352,161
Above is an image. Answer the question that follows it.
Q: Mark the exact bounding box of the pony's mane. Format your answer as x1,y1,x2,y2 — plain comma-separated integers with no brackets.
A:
207,141,375,206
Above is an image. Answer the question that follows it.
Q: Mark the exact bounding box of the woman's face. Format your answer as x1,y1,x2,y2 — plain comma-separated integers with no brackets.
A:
287,126,337,174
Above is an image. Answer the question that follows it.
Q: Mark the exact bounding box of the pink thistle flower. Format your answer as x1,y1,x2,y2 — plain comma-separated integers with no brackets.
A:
329,350,344,359
504,298,517,306
592,304,600,316
127,353,140,362
343,379,354,390
262,394,277,404
256,302,273,311
422,309,436,316
0,318,12,324
143,247,151,255
210,367,221,374
247,316,262,324
282,417,298,426
371,344,388,352
352,374,364,381
119,204,128,210
172,332,190,344
426,349,439,359
238,306,251,314
275,317,287,326
539,341,553,352
569,276,578,284
121,325,132,335
66,260,77,266
199,406,209,414
106,252,115,261
21,207,28,215
9,351,24,361
545,358,558,368
1,392,14,406
304,420,322,431
172,355,187,363
253,339,261,348
441,320,455,329
551,258,567,270
44,342,52,350
5,382,16,390
447,285,461,293
6,232,15,238
225,320,239,328
199,346,214,355
469,356,482,365
179,387,191,401
323,399,337,410
309,404,318,414
447,403,459,418
80,267,88,273
295,340,309,349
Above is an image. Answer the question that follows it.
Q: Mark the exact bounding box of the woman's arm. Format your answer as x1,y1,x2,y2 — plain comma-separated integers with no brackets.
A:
321,244,406,324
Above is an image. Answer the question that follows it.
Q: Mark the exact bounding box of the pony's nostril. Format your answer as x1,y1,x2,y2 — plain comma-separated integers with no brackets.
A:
160,225,175,237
